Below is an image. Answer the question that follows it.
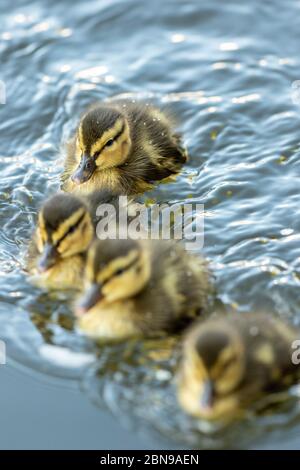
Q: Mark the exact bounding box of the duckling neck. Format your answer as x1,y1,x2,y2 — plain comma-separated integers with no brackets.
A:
34,254,85,290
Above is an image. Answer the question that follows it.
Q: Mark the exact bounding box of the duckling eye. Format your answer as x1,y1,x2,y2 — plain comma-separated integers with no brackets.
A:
105,138,114,148
115,268,125,276
67,224,77,235
220,356,236,374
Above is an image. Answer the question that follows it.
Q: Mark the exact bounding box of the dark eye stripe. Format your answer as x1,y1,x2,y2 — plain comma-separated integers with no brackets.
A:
95,122,126,158
108,122,125,145
113,255,139,277
105,138,114,147
98,254,140,285
55,212,86,247
220,357,236,375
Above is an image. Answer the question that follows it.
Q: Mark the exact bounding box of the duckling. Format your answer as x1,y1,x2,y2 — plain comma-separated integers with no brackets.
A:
61,100,187,195
75,238,213,340
27,190,124,290
177,313,300,421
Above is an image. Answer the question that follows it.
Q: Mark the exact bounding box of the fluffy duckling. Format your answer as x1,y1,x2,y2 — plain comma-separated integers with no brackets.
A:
177,313,300,421
75,239,212,340
61,100,187,195
27,190,123,290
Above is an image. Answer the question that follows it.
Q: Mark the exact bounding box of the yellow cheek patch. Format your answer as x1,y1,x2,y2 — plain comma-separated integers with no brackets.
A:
38,212,47,239
38,212,46,236
253,343,275,365
57,212,93,256
77,123,85,152
189,354,209,383
91,118,125,156
85,243,97,281
215,365,241,394
57,225,82,254
36,228,45,253
96,249,140,284
210,347,238,380
52,208,86,244
37,212,47,252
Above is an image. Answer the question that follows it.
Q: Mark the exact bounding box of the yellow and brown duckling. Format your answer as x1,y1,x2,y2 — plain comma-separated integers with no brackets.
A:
61,100,187,195
177,313,300,421
27,190,124,290
75,239,213,340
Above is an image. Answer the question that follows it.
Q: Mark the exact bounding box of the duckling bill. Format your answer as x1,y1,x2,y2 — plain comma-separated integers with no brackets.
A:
75,239,213,340
177,313,300,421
61,100,187,195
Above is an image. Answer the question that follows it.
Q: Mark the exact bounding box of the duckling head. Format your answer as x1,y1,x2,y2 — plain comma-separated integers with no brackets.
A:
36,193,94,272
178,321,245,420
71,106,132,185
76,239,151,314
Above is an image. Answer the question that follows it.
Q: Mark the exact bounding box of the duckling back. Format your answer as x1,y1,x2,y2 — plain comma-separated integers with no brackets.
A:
233,313,300,390
144,241,213,331
177,312,300,421
116,100,187,180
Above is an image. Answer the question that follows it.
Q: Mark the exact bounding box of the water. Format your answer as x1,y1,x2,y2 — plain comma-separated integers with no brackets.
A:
1,0,300,449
